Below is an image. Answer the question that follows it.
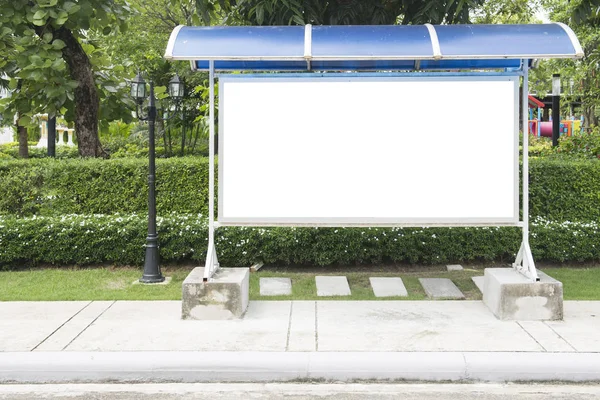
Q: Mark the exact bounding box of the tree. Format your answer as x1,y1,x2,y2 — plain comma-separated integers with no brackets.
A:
573,0,600,25
0,0,130,157
100,0,215,156
529,0,600,129
215,0,485,25
472,0,541,24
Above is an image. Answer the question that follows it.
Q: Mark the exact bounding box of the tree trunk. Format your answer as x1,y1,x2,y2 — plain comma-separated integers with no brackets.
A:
583,105,597,132
16,114,28,159
53,27,103,157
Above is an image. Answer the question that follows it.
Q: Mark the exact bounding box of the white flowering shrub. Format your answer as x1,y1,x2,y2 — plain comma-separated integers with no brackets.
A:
1,215,599,268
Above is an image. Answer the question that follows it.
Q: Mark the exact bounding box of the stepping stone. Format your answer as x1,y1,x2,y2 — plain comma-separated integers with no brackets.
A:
446,264,464,271
369,277,408,297
316,276,351,296
260,277,292,296
250,263,264,273
472,276,484,293
418,278,465,300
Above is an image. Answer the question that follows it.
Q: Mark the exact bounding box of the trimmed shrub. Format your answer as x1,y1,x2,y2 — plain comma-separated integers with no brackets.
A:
0,214,598,268
0,157,210,216
529,158,600,222
1,157,600,222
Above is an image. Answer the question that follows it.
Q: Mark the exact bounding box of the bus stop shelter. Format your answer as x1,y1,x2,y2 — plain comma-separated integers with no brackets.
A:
165,23,583,320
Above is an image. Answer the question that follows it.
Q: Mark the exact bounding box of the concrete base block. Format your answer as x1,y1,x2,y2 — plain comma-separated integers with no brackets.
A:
182,267,249,320
483,268,563,321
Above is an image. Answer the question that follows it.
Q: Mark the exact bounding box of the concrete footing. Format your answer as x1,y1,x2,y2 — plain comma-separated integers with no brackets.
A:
483,268,563,321
181,267,249,320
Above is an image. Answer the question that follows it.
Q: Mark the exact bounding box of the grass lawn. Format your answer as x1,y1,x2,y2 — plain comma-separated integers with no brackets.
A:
0,267,188,301
0,265,598,301
541,268,600,301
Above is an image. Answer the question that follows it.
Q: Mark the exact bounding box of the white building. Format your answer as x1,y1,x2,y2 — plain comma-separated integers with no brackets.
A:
0,87,13,144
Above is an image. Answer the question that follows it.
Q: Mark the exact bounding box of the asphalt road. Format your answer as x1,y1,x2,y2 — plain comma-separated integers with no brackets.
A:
1,383,600,399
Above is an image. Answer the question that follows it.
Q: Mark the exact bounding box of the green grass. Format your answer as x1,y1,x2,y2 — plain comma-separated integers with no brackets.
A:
0,266,598,301
0,267,189,301
541,268,600,300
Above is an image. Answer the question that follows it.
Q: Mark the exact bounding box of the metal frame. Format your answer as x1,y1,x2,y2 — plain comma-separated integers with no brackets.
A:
202,68,539,282
304,24,312,70
177,22,573,282
164,23,584,62
555,22,585,57
424,24,441,59
217,73,520,227
203,60,219,281
164,25,184,59
170,54,579,62
205,71,540,281
513,60,539,281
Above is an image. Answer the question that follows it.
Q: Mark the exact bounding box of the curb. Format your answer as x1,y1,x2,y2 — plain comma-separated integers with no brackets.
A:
1,352,600,383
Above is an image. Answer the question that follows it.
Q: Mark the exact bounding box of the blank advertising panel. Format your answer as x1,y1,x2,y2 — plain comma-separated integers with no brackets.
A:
219,76,518,226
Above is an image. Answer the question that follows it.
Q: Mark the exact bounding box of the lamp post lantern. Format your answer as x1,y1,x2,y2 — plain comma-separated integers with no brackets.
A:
129,72,184,283
169,74,185,98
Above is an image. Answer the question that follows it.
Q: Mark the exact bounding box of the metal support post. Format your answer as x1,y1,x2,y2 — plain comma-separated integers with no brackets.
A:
204,60,220,281
140,82,165,283
552,74,561,146
47,116,56,157
514,60,539,282
537,107,542,137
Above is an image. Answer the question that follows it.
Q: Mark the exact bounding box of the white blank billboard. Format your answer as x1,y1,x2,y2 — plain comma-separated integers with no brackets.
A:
219,76,518,226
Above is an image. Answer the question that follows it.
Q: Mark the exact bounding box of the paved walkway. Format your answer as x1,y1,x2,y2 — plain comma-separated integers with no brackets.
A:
2,300,600,383
1,300,597,352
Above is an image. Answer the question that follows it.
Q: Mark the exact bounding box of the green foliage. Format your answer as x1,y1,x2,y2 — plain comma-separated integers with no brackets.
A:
525,127,600,159
472,0,541,23
553,127,600,159
0,214,599,268
0,0,133,157
530,0,600,129
223,0,484,25
0,1,130,116
0,162,45,216
100,137,208,158
0,157,209,216
101,120,134,139
527,135,554,157
1,156,600,223
0,142,80,159
529,157,600,222
572,0,600,25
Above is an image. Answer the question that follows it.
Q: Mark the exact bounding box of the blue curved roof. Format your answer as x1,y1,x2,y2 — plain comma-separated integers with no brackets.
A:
165,24,583,71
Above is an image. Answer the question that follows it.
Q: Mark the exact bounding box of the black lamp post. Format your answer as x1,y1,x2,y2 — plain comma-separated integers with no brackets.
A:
552,74,561,147
130,72,184,283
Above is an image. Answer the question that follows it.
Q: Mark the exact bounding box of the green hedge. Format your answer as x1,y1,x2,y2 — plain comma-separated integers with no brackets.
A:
1,156,600,222
0,157,209,216
0,214,598,268
529,158,600,222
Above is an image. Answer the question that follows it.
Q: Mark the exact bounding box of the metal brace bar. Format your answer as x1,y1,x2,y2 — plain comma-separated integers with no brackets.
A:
304,24,312,71
203,240,219,282
513,59,539,282
203,60,220,282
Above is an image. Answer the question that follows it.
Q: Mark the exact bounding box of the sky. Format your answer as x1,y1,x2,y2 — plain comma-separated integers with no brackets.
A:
535,9,551,23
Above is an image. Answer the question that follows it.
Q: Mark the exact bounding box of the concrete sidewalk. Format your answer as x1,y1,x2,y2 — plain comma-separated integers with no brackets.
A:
1,300,600,383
